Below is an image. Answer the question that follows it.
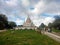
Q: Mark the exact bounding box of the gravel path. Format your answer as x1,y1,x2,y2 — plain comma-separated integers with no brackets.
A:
43,32,60,43
52,32,60,36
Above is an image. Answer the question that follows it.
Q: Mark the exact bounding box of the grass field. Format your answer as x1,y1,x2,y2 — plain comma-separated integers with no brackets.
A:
53,29,60,33
0,29,60,45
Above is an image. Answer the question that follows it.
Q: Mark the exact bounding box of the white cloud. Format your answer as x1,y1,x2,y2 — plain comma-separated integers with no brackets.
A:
30,14,55,26
5,0,17,6
21,0,30,7
0,0,60,26
30,15,43,26
28,0,60,27
15,18,24,25
33,17,55,26
44,0,60,15
43,17,55,26
30,0,60,15
30,0,46,15
33,19,44,27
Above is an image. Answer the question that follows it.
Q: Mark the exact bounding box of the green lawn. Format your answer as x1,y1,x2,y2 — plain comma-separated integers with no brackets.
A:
0,29,60,45
52,29,60,33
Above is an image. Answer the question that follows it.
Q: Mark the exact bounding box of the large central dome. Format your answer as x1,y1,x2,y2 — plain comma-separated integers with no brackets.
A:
23,16,34,27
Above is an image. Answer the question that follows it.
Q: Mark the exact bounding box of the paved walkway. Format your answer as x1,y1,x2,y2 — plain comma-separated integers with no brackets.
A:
0,30,7,32
52,32,60,36
43,31,60,43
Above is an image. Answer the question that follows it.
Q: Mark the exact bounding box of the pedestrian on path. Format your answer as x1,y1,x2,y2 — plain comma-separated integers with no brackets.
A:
48,27,52,32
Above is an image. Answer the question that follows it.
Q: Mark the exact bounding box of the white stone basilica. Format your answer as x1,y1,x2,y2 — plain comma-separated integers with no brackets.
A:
15,16,37,30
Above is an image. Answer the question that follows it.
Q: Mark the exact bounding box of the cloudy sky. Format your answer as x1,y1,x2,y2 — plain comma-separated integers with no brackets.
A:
0,0,60,27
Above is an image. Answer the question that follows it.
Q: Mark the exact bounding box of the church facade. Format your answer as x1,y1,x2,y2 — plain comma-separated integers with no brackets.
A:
15,16,37,30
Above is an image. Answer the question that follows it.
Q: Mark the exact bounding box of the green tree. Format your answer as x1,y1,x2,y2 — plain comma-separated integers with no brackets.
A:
52,15,60,30
39,23,46,30
18,25,23,27
48,23,52,28
0,21,5,30
8,21,17,29
0,14,8,30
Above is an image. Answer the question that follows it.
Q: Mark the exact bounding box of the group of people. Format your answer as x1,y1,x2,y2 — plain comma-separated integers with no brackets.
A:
44,27,52,32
